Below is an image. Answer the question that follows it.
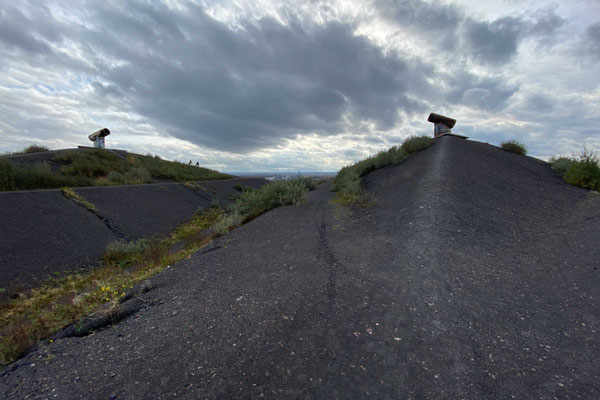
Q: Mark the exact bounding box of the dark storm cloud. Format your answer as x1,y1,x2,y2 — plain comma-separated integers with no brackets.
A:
374,0,463,50
0,3,96,74
444,71,517,112
0,6,53,54
0,0,576,159
460,16,523,65
523,94,555,112
376,0,564,65
581,21,600,61
0,1,437,152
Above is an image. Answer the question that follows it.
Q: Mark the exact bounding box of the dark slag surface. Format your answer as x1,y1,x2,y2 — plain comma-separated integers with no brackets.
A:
1,136,599,399
0,190,117,290
74,183,211,240
0,178,267,291
74,177,267,239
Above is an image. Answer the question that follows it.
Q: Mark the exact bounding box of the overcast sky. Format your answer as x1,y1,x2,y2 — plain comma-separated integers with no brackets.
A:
1,0,599,172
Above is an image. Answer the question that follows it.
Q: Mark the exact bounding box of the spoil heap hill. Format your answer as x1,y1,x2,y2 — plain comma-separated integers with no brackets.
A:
2,136,599,398
1,147,231,191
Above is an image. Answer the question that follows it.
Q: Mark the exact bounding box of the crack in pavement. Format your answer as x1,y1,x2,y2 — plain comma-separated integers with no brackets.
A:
60,191,125,239
317,202,345,304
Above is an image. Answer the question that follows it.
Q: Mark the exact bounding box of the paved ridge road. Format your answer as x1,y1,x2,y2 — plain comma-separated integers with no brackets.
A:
1,136,599,398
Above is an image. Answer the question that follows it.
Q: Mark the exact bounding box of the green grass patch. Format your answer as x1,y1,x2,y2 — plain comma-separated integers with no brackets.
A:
0,208,223,366
55,149,127,178
0,159,92,191
332,135,433,204
133,154,231,182
1,149,231,191
550,147,600,190
500,140,527,156
214,177,315,234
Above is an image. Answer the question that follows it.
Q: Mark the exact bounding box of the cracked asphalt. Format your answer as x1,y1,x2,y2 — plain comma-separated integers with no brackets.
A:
0,178,266,292
1,136,599,399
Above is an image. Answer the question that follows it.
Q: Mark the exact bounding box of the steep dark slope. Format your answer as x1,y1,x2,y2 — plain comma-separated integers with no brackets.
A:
1,136,598,399
359,136,600,397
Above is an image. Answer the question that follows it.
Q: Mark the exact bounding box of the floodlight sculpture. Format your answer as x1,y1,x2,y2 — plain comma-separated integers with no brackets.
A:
88,128,110,148
427,113,456,137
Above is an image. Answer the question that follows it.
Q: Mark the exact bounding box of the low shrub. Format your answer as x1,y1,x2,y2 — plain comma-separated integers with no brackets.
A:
293,176,317,190
332,135,433,203
210,198,222,209
1,160,91,191
102,238,150,266
22,145,49,153
0,159,15,191
125,167,152,184
551,147,600,190
549,157,574,178
233,184,254,192
105,170,125,185
500,140,527,155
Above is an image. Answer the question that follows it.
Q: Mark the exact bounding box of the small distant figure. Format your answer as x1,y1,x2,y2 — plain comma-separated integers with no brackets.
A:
195,162,199,167
188,160,192,165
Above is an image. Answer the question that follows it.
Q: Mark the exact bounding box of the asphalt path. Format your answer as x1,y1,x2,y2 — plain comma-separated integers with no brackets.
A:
1,136,599,398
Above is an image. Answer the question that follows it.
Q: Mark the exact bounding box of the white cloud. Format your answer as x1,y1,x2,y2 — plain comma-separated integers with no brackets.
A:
0,0,599,171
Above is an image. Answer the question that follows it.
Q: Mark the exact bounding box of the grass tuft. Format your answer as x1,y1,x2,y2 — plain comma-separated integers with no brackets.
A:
102,239,150,266
500,140,527,156
22,145,49,154
60,187,96,212
332,135,433,204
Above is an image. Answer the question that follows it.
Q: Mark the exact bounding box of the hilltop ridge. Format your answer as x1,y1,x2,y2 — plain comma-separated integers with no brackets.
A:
1,147,231,191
